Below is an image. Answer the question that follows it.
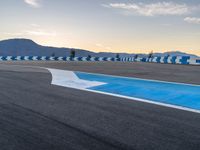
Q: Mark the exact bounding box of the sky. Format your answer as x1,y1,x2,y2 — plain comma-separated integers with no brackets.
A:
0,0,200,55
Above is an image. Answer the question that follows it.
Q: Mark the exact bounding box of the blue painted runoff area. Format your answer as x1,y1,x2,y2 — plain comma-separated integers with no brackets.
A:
76,72,200,111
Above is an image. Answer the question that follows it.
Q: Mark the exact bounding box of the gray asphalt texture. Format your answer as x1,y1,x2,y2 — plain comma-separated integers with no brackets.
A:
0,61,200,150
3,61,200,84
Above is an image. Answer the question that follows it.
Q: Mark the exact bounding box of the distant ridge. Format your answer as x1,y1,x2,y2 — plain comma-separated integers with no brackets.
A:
0,39,95,57
0,39,134,57
0,38,198,58
153,51,199,58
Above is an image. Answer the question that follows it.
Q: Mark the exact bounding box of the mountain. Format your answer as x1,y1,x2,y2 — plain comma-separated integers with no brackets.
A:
0,39,93,57
153,51,199,58
0,38,199,58
0,39,133,57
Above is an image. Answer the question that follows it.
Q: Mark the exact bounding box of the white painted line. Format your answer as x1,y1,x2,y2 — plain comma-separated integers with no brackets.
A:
76,70,200,87
48,68,106,89
84,89,200,114
47,68,200,114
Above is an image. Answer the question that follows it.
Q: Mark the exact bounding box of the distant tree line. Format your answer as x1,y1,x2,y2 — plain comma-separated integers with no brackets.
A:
50,50,172,59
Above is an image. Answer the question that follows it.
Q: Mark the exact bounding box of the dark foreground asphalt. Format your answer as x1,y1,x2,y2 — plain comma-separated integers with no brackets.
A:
0,62,200,150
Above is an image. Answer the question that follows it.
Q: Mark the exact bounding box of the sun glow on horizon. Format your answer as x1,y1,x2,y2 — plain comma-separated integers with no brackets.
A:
0,0,199,56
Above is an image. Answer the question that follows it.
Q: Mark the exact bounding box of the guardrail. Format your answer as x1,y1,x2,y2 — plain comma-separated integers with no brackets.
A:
0,56,199,65
0,56,119,61
121,56,200,65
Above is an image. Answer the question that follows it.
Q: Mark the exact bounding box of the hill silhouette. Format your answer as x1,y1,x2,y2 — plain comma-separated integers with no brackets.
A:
0,38,198,58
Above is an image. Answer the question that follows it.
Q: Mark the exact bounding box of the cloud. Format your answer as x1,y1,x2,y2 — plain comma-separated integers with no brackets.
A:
30,23,40,27
24,0,41,8
103,2,191,16
3,32,24,36
4,29,57,37
184,17,200,24
96,43,112,51
25,30,57,36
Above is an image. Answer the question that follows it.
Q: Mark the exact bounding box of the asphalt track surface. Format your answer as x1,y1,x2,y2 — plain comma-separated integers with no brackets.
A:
0,61,200,150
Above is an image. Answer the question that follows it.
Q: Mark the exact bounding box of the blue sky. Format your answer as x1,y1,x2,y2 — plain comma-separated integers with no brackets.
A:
0,0,200,55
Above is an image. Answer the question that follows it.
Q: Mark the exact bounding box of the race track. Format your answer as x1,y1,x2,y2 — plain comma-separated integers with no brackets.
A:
0,62,200,150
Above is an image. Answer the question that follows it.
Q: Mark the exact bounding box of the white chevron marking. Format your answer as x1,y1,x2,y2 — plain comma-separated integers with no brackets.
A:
47,68,106,89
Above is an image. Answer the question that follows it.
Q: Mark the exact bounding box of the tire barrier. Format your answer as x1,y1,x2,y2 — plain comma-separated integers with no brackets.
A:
0,56,199,65
0,56,120,61
122,56,200,65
